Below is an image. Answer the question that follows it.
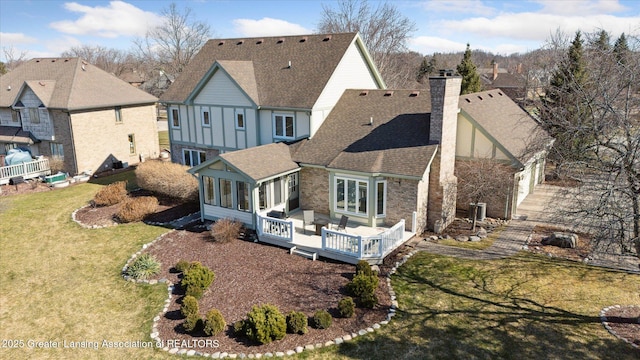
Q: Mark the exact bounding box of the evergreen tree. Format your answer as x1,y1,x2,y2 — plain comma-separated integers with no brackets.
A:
613,33,630,65
592,29,610,51
456,43,481,95
416,56,436,83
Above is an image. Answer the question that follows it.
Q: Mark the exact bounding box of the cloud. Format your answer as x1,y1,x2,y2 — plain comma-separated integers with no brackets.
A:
49,1,162,38
409,36,469,54
421,0,496,16
46,35,84,56
533,0,628,16
0,32,38,45
233,17,311,37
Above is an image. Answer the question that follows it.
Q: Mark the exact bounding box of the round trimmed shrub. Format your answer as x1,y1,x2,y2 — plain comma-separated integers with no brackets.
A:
346,273,379,299
181,262,215,299
312,310,332,329
338,297,356,318
175,259,190,273
355,260,373,277
93,181,127,206
180,295,199,318
286,311,308,335
360,292,378,309
125,254,160,280
183,312,201,333
233,320,245,336
243,304,286,344
203,309,226,336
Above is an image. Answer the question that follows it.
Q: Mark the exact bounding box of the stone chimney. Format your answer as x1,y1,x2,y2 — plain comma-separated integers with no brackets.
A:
427,73,462,233
492,62,499,80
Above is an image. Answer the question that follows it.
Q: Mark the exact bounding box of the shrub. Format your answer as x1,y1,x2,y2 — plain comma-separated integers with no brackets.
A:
233,320,245,335
135,160,198,201
203,309,226,336
125,254,160,280
359,292,378,309
312,310,332,329
337,297,355,318
116,196,158,223
346,273,379,299
183,312,201,333
243,304,286,344
175,259,190,273
180,295,199,318
210,218,242,243
285,311,308,335
355,260,374,277
181,263,215,299
93,181,127,206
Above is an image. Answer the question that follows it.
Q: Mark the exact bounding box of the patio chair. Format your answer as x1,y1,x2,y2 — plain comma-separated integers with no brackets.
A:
303,210,315,234
334,215,348,231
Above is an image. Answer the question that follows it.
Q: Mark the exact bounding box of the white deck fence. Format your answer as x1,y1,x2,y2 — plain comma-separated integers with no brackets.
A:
256,214,294,242
0,158,51,185
322,219,406,259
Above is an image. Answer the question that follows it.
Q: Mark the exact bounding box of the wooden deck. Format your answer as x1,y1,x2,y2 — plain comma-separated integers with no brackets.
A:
0,158,51,185
256,211,415,265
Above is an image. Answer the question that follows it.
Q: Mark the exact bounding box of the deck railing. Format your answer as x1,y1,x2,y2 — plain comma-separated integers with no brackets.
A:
0,158,51,185
322,219,405,259
256,214,294,243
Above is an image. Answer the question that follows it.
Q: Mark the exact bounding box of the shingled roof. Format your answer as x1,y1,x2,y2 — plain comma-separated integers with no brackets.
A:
160,32,381,109
293,89,438,178
0,58,157,110
459,89,551,164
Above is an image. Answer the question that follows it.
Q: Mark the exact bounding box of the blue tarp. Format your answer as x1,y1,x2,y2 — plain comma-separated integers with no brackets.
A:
5,148,33,165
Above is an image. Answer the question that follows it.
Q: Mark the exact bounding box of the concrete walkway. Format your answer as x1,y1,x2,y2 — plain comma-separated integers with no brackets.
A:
414,184,640,273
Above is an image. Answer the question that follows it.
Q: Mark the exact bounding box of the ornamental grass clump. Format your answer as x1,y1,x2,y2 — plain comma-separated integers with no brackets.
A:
312,310,332,329
116,196,158,223
125,254,160,280
181,262,215,299
285,311,308,335
203,309,226,336
135,160,198,201
242,304,286,344
210,218,242,243
93,181,127,207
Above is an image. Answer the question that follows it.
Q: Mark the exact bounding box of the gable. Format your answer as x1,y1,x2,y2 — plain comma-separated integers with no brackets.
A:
193,66,254,107
456,114,511,162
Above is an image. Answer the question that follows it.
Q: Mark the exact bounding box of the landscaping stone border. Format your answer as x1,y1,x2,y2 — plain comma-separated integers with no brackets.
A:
71,204,118,229
121,232,421,358
600,305,640,349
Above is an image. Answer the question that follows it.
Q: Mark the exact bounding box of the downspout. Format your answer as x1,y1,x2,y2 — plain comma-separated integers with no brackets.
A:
66,112,79,175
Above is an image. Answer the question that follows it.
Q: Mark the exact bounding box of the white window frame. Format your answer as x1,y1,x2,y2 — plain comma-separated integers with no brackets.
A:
219,179,233,209
201,108,210,127
334,175,369,216
203,176,215,205
236,181,251,212
115,107,123,123
171,108,180,128
182,149,205,167
128,134,136,154
375,180,387,217
235,109,245,130
273,114,295,139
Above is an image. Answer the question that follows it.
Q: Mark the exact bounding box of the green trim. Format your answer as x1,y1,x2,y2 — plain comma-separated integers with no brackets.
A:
352,33,386,89
458,110,523,167
185,63,258,107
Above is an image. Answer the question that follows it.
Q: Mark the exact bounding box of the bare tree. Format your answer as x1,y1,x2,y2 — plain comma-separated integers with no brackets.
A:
2,46,29,71
317,0,416,88
61,45,132,76
134,2,211,77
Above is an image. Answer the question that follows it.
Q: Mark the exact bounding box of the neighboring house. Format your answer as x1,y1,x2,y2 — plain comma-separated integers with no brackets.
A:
456,89,553,218
0,58,159,175
480,63,527,103
159,32,385,166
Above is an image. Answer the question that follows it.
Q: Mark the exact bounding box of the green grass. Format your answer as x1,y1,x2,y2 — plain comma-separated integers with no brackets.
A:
158,131,169,151
1,177,638,359
436,225,505,250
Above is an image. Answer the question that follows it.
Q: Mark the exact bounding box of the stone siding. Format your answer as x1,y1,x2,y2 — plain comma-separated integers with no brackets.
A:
299,167,330,214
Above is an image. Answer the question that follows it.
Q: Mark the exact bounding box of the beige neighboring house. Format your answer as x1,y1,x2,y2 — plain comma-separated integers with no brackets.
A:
0,57,159,175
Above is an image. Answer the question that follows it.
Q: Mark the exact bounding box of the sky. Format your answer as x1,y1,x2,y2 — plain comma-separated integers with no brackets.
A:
0,0,639,62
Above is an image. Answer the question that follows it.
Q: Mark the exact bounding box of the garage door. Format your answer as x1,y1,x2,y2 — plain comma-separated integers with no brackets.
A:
516,165,533,207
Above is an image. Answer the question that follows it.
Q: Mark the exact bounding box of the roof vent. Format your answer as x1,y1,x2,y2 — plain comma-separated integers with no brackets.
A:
6,85,11,91
497,91,503,96
439,69,455,76
237,40,244,45
410,91,420,97
299,36,307,43
256,39,263,44
36,59,40,63
488,93,494,98
38,81,46,86
218,40,225,46
477,96,483,100
384,91,393,97
323,35,332,42
359,90,369,96
277,38,285,44
465,98,471,103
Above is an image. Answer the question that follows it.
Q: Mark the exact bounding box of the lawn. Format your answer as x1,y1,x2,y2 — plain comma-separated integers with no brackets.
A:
1,177,638,359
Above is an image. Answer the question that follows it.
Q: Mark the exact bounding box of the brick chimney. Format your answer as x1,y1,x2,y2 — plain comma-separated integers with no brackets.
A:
492,62,499,80
427,73,462,232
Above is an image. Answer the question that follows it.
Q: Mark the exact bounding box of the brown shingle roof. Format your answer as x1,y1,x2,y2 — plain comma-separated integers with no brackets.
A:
293,89,438,178
218,142,299,182
160,33,373,109
459,89,551,163
0,58,157,110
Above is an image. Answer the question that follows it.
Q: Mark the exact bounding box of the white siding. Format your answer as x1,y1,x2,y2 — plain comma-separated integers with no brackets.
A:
259,109,273,145
516,166,533,207
456,116,473,157
311,41,381,136
194,69,253,107
203,204,253,225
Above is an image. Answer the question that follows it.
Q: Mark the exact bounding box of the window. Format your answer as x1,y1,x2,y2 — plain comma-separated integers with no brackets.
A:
219,179,232,208
235,110,245,129
203,176,215,205
237,181,250,212
115,107,122,123
183,149,205,166
335,176,368,215
273,114,294,139
202,109,210,126
273,178,283,205
171,108,180,128
29,108,40,124
375,180,386,216
258,182,269,210
11,110,20,123
50,143,64,160
128,134,136,154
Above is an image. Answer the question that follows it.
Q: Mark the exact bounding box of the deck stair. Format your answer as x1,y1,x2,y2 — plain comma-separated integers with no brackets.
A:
289,246,317,261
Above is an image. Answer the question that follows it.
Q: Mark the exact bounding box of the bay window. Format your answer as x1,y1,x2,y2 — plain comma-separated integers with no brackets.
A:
335,176,368,216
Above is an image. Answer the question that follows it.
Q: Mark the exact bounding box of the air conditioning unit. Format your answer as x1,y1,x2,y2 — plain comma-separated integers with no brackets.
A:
469,202,487,222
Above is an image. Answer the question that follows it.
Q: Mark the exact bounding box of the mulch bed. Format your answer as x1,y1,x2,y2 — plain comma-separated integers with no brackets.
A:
602,305,640,349
527,225,592,262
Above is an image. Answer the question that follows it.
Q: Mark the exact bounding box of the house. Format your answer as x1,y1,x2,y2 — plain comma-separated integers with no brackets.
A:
159,32,385,166
480,63,545,105
456,89,553,218
0,58,159,176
